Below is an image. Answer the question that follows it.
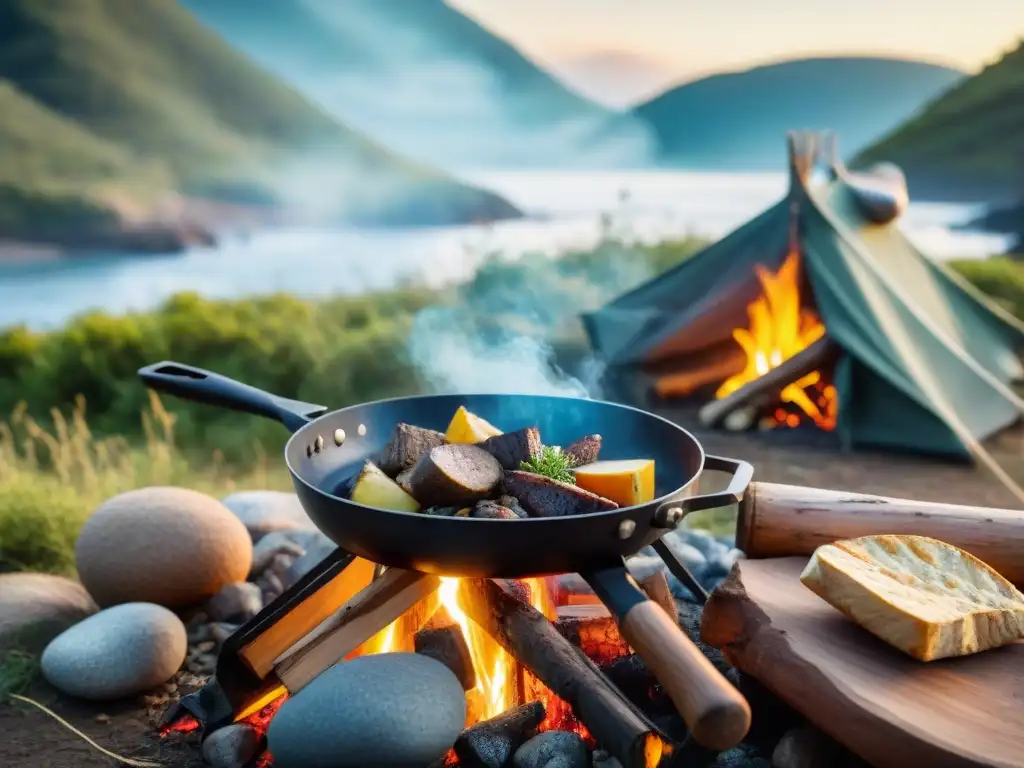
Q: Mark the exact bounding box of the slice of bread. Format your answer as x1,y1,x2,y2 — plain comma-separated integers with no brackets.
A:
800,534,1024,661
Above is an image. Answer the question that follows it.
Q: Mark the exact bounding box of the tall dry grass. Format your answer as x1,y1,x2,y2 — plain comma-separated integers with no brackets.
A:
0,392,290,575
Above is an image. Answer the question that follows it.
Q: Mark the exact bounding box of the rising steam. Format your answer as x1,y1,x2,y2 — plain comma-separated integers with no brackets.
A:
404,219,663,399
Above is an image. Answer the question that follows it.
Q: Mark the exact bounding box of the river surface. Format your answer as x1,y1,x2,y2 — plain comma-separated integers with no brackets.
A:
0,170,1009,330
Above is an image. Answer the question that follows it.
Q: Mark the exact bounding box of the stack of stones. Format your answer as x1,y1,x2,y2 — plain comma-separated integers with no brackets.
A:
0,486,857,768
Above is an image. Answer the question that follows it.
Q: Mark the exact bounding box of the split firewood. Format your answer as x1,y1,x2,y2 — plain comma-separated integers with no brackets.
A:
478,427,542,470
407,444,504,507
376,423,447,476
555,604,630,661
472,500,522,520
639,571,677,622
414,623,476,691
503,471,619,517
453,701,546,768
564,434,602,466
273,569,441,693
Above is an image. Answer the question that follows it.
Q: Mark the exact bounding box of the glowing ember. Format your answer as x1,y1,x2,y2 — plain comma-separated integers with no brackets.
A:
716,248,837,429
159,713,200,736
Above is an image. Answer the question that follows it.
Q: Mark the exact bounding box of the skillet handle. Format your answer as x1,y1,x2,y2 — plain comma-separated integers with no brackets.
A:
654,455,753,527
584,564,751,750
138,361,328,433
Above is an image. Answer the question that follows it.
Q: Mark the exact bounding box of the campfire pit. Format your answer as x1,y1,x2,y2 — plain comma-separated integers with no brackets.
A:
160,545,724,768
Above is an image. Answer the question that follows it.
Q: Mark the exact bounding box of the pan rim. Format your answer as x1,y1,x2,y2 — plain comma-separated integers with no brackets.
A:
283,391,707,524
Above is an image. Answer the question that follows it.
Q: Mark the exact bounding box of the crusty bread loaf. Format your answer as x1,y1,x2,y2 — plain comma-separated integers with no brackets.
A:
800,534,1024,661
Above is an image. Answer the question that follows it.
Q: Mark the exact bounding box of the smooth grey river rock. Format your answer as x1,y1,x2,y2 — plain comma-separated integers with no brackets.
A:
0,572,98,652
514,731,589,768
221,491,316,540
41,602,187,700
267,652,466,768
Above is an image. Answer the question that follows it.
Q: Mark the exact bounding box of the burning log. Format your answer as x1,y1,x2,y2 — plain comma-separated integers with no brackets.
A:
552,574,603,607
638,572,676,623
453,701,546,768
652,345,748,399
601,654,670,713
698,337,837,427
273,568,441,693
414,623,477,691
555,605,630,661
457,579,669,768
239,554,377,678
553,560,673,609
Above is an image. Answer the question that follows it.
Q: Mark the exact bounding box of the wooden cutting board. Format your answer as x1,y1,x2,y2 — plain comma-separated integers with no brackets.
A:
700,557,1024,768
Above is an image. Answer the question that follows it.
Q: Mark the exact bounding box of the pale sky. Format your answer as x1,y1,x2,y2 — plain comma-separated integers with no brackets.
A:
449,0,1024,106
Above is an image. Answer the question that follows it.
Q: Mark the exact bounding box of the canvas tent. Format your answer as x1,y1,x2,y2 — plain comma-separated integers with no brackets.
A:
583,132,1024,463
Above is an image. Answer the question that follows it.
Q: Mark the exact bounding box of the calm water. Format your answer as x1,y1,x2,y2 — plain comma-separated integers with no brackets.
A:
0,170,1008,330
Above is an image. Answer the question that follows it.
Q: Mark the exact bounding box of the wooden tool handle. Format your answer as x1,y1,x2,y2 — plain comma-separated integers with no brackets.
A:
738,482,1024,585
619,600,751,750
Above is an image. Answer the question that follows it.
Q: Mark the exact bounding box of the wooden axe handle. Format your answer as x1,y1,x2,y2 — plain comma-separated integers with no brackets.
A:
736,482,1024,586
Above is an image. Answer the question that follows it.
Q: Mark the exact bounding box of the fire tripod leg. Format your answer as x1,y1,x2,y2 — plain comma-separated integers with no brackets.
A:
651,538,709,604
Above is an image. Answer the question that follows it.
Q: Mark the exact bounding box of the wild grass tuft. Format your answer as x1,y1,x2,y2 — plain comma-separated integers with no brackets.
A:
0,650,39,701
0,392,289,575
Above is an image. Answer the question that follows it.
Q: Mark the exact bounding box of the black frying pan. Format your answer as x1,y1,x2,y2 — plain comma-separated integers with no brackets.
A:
138,361,753,749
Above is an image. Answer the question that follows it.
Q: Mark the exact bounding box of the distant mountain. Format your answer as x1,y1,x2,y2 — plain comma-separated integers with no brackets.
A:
854,42,1024,202
0,0,517,250
179,0,655,169
633,57,964,171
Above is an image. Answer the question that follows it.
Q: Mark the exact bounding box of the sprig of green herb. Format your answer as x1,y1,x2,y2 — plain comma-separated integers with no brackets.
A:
520,445,576,484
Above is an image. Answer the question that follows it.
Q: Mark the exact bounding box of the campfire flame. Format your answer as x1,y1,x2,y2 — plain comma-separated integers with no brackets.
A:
164,576,598,765
716,248,837,429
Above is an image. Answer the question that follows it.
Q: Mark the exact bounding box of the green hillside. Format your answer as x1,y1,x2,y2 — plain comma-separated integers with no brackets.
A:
0,0,517,245
854,41,1024,201
633,57,963,171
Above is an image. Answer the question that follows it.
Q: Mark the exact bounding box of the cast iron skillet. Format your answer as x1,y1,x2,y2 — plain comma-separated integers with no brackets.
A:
138,361,753,750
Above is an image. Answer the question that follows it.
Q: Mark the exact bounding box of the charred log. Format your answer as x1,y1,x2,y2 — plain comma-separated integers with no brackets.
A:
453,701,546,768
414,623,476,691
457,579,667,768
601,654,671,714
555,605,630,662
698,337,837,427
